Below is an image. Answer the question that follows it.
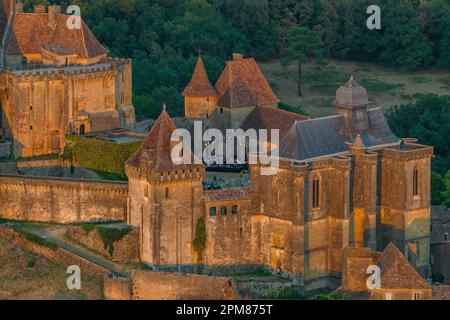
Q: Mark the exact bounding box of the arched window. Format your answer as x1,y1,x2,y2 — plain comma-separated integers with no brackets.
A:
413,167,419,197
312,175,320,209
79,124,85,135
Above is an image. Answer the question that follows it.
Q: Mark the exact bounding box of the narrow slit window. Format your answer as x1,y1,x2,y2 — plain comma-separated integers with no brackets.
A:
312,176,320,209
413,167,419,197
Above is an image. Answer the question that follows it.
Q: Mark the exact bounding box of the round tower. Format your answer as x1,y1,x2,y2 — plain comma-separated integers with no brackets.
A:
182,51,218,118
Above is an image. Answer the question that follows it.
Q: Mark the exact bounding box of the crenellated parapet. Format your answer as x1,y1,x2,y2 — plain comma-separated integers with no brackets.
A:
0,174,128,223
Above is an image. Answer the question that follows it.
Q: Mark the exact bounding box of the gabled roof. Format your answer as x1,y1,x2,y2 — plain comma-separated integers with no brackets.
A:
215,57,279,108
335,76,369,108
6,13,108,59
377,243,430,289
278,108,400,161
126,108,202,174
182,56,217,97
241,107,310,141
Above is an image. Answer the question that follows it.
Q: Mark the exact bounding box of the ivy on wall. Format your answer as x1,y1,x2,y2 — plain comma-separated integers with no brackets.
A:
62,135,142,180
192,217,207,264
97,226,133,257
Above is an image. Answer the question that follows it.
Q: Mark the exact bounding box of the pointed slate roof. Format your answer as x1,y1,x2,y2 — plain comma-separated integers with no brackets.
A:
182,55,217,97
6,12,108,59
377,243,430,289
335,76,369,108
241,107,310,141
215,57,279,108
126,107,202,174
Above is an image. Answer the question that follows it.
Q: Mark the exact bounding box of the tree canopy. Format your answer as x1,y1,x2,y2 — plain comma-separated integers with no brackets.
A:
20,0,450,119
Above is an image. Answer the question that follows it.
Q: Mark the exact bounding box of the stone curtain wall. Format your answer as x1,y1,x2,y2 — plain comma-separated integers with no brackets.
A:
131,270,235,300
0,175,128,223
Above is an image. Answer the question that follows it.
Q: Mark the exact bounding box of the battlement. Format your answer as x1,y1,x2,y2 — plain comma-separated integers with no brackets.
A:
382,139,433,160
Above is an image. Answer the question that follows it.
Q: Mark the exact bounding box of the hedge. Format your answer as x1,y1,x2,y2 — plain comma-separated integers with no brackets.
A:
62,135,142,180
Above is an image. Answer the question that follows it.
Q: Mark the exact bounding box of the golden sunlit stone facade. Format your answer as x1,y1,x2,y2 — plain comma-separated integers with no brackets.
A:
125,77,433,293
0,1,135,158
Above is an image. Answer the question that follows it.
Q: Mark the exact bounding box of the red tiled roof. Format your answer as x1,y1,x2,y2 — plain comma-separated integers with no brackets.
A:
126,109,202,173
204,187,251,202
241,106,310,141
7,13,108,59
215,57,279,108
377,243,430,289
182,56,217,97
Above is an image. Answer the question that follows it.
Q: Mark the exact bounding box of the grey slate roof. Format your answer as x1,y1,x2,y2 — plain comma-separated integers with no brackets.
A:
279,108,400,161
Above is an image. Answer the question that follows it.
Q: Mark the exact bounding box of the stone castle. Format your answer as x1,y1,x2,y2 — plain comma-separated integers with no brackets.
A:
123,56,433,291
0,1,434,297
0,0,135,158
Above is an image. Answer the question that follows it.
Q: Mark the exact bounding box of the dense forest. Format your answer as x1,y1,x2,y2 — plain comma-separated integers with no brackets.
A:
22,0,450,118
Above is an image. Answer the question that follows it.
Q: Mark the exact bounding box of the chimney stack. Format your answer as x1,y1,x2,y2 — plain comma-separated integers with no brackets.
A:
15,1,24,13
34,4,46,13
232,53,244,61
48,5,61,27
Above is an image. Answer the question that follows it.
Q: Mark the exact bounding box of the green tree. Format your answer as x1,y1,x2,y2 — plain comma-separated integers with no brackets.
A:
282,26,323,96
379,0,432,69
313,0,339,57
431,171,445,205
444,171,450,208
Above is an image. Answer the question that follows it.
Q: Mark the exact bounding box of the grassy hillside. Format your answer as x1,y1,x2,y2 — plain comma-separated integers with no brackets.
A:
260,59,450,118
0,237,103,300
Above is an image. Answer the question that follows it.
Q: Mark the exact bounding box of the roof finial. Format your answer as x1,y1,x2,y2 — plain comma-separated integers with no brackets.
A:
198,48,202,57
163,103,167,111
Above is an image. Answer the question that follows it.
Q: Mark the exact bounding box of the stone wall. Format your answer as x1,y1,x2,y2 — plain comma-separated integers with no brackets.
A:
0,225,109,276
130,270,235,300
66,225,139,264
0,159,100,179
0,175,127,223
104,275,131,300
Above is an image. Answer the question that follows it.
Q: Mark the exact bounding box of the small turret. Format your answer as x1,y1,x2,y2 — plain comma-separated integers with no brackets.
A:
182,50,218,118
335,76,369,136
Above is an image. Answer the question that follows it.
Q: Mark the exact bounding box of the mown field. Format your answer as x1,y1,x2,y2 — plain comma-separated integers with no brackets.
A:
260,59,450,118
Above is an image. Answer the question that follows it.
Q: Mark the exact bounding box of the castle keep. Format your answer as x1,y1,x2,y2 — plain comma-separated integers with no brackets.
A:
0,1,135,158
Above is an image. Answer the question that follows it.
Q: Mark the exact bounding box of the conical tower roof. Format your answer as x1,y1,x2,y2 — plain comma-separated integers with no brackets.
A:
182,55,217,97
126,105,202,174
